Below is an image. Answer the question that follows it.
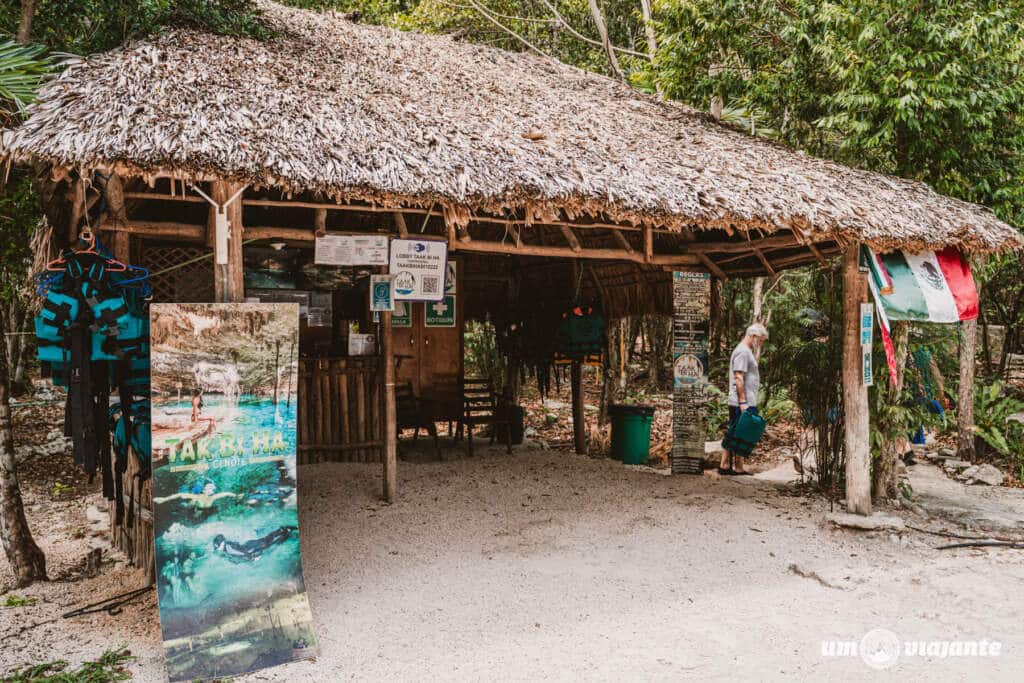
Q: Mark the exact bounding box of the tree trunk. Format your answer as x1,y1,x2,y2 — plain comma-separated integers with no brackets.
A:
0,310,46,586
16,0,37,43
957,317,978,460
587,0,624,80
842,246,871,515
708,276,722,361
751,276,765,323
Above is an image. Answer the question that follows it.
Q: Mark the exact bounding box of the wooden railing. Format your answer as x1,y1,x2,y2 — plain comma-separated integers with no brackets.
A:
298,357,383,463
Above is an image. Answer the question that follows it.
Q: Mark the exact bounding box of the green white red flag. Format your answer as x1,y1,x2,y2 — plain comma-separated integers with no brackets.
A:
863,246,979,385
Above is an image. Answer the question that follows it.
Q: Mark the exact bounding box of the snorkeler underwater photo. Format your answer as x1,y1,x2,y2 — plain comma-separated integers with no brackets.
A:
149,303,316,682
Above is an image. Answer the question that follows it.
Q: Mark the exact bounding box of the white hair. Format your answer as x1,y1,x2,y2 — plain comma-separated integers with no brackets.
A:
746,323,769,339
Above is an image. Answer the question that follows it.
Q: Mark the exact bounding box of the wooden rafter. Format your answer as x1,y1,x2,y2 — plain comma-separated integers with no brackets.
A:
753,248,776,275
611,229,634,253
698,253,727,280
560,225,582,252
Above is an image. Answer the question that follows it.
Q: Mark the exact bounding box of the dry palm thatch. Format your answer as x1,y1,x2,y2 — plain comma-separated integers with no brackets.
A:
1,1,1020,254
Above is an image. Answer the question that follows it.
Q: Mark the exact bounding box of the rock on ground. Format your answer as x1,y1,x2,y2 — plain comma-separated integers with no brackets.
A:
826,511,906,532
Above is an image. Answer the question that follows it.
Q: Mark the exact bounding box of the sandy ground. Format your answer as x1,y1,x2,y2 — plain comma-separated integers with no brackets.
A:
3,443,1024,682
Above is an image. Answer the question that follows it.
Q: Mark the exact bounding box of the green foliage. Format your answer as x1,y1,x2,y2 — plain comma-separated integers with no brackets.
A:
464,319,506,394
702,382,728,440
3,593,36,606
2,648,135,682
0,0,271,54
0,175,37,301
645,0,1024,216
0,39,52,116
769,265,845,489
972,380,1024,464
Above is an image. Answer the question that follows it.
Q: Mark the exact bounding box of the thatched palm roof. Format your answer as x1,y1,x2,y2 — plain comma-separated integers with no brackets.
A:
2,1,1020,253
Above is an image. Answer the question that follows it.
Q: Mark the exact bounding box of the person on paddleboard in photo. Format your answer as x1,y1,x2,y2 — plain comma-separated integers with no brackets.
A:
719,323,769,476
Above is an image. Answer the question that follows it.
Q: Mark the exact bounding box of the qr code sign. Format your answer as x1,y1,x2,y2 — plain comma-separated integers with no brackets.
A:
422,276,439,294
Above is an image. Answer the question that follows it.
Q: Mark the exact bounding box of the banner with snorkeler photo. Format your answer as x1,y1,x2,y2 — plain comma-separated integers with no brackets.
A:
149,303,317,682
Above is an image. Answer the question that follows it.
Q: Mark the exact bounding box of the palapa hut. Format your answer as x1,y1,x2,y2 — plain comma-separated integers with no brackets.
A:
2,1,1021,565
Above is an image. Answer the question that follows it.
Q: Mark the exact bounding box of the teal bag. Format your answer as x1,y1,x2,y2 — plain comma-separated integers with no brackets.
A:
722,410,767,457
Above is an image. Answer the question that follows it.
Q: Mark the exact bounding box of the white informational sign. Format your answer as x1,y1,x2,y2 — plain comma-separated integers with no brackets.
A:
348,333,376,356
860,303,874,347
314,234,389,266
370,275,395,312
389,239,448,301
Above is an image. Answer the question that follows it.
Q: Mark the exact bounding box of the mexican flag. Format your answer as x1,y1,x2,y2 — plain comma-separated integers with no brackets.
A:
863,246,979,385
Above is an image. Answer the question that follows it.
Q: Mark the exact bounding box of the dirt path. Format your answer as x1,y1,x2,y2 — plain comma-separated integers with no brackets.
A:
3,446,1023,681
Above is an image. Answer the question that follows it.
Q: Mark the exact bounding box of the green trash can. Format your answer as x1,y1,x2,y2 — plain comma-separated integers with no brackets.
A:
609,404,655,464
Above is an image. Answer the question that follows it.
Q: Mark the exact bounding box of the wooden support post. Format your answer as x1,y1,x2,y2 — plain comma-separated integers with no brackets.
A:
382,306,397,502
842,245,872,515
571,360,587,454
207,181,246,303
643,225,653,262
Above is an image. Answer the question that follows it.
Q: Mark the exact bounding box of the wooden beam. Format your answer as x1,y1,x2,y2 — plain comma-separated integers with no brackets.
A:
753,248,776,275
393,212,409,238
611,229,635,253
123,192,206,203
102,220,205,240
561,225,582,252
690,234,800,254
451,237,699,266
842,245,871,515
698,253,728,280
643,225,653,262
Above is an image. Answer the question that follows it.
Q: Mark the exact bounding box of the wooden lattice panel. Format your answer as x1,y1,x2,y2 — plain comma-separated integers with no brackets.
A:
140,243,215,303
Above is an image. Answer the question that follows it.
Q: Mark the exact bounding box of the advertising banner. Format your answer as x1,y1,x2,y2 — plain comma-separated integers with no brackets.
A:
150,303,317,682
389,239,448,301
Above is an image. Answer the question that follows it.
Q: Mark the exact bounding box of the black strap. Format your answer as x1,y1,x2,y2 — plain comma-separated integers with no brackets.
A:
42,298,74,328
96,361,113,501
67,325,96,475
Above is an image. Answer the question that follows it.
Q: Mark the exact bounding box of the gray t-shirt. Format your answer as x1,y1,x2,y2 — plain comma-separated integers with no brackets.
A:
727,341,760,407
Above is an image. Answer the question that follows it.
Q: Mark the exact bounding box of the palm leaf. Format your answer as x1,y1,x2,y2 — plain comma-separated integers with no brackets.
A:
0,39,53,117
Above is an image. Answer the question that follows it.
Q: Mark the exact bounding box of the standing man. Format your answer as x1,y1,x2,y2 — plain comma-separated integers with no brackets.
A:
719,323,769,475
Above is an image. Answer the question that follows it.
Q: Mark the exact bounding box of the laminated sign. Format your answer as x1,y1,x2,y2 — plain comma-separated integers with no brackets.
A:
314,234,389,266
149,303,317,682
389,239,448,301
